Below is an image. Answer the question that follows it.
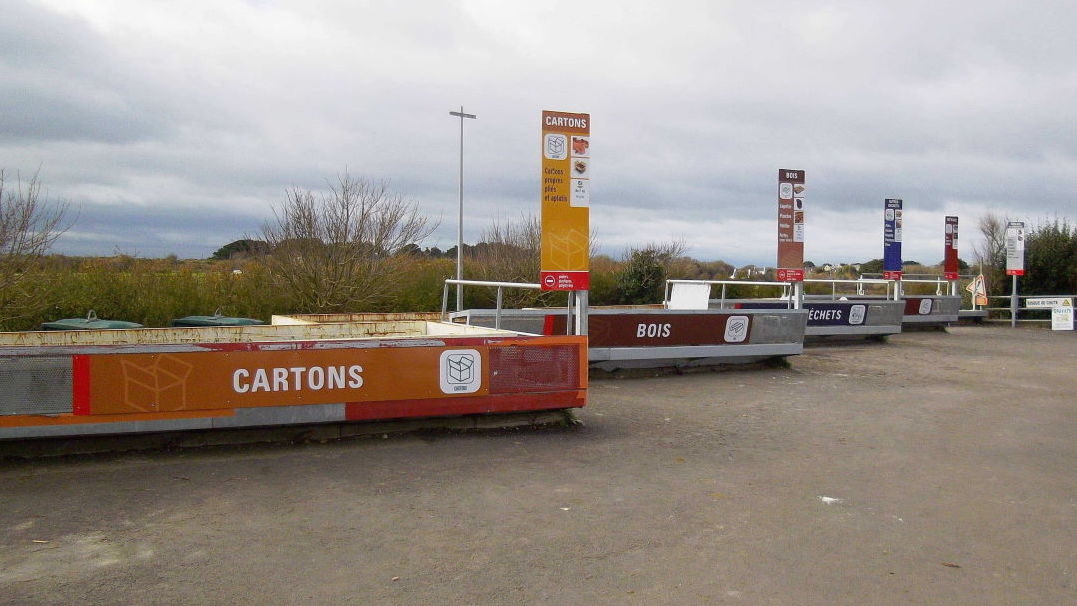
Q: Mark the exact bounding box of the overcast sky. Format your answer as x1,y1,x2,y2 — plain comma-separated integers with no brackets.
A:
3,0,1074,266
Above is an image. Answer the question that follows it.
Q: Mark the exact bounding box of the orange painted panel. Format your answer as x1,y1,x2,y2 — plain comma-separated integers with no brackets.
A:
87,345,490,415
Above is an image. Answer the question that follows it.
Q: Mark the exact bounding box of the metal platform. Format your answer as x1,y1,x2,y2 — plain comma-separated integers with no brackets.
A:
0,314,588,440
725,299,903,338
451,307,808,370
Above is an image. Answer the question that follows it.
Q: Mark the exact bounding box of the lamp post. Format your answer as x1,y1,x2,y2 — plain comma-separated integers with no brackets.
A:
449,106,477,311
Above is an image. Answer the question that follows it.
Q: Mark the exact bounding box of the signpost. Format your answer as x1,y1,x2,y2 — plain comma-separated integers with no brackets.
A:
944,216,959,283
1005,221,1025,327
540,110,590,292
449,106,477,311
883,199,903,282
776,169,805,305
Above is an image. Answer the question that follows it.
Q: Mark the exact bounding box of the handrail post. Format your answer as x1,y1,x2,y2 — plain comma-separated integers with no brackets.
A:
566,291,575,335
721,284,727,309
576,289,589,335
495,286,503,329
441,282,450,321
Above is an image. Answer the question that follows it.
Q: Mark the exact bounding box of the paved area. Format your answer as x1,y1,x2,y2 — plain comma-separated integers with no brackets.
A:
1,326,1074,605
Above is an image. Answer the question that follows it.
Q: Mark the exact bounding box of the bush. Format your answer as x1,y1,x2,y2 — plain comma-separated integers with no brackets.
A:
615,241,685,305
260,173,437,313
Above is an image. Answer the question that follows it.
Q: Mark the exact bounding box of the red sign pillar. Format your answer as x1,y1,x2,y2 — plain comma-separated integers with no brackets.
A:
776,169,805,282
944,216,959,280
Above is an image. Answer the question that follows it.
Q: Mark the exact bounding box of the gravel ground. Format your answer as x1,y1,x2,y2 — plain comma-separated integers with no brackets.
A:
1,325,1074,605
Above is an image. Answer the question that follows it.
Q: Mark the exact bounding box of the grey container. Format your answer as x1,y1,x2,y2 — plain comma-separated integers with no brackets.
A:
41,310,143,331
170,310,265,327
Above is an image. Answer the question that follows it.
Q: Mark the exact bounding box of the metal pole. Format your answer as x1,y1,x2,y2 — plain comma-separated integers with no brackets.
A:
495,287,503,330
1011,274,1018,328
457,109,463,311
449,107,476,312
566,291,575,335
576,290,589,335
441,282,449,321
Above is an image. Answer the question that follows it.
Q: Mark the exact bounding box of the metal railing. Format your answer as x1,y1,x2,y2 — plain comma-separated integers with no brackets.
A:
984,295,1075,325
664,279,794,309
441,279,542,330
665,278,902,309
803,278,894,299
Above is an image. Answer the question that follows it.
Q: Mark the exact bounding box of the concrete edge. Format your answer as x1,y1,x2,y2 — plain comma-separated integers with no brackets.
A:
0,409,580,459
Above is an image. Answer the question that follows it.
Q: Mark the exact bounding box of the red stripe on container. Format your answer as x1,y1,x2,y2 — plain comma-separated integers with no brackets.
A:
71,355,91,415
344,391,584,421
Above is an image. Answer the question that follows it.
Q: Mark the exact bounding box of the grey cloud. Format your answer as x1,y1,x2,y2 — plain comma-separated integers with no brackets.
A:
57,201,265,258
7,0,1077,267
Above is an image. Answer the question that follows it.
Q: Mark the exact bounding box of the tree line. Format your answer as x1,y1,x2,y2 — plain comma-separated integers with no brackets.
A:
2,170,1073,329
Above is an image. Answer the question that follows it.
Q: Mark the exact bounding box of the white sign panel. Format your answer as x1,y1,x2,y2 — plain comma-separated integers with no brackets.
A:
1052,306,1074,331
1026,297,1073,309
1005,221,1025,275
667,282,712,310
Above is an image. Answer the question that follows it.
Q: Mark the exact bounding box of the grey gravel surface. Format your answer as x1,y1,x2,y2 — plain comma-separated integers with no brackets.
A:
1,325,1074,605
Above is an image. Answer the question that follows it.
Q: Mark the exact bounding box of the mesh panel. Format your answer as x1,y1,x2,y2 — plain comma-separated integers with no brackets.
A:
0,356,73,415
489,345,579,394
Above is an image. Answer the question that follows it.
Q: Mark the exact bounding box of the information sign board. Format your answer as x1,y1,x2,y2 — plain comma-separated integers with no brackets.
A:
1052,306,1074,330
1005,221,1025,277
883,199,903,280
944,216,959,280
777,169,805,282
540,110,590,291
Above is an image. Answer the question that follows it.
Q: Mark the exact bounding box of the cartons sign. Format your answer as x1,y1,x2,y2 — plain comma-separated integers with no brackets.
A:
883,199,903,280
944,216,959,280
776,169,805,282
540,110,590,291
76,345,491,415
1005,221,1025,276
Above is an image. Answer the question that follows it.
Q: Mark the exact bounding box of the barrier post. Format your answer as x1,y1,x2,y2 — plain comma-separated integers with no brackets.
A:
1011,275,1018,328
576,290,588,335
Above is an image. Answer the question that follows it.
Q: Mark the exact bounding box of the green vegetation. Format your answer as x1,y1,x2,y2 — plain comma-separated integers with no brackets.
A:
976,214,1077,296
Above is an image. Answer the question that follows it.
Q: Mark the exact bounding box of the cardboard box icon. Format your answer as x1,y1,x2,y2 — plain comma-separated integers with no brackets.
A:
439,349,481,394
446,353,475,383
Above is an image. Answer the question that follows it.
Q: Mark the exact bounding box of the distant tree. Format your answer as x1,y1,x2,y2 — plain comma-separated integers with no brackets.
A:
468,214,547,307
975,213,1008,294
977,215,1076,296
0,170,71,324
1021,218,1077,295
260,173,437,312
902,260,921,267
615,240,686,305
859,258,884,274
397,243,423,257
211,239,269,260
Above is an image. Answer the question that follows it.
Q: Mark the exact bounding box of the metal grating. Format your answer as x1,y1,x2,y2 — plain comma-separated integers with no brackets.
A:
488,345,579,394
0,356,73,415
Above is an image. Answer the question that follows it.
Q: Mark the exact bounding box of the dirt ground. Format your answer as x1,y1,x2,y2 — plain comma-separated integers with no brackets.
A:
1,325,1074,605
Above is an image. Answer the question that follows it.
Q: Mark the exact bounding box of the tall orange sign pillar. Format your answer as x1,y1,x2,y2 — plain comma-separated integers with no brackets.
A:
540,110,590,292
